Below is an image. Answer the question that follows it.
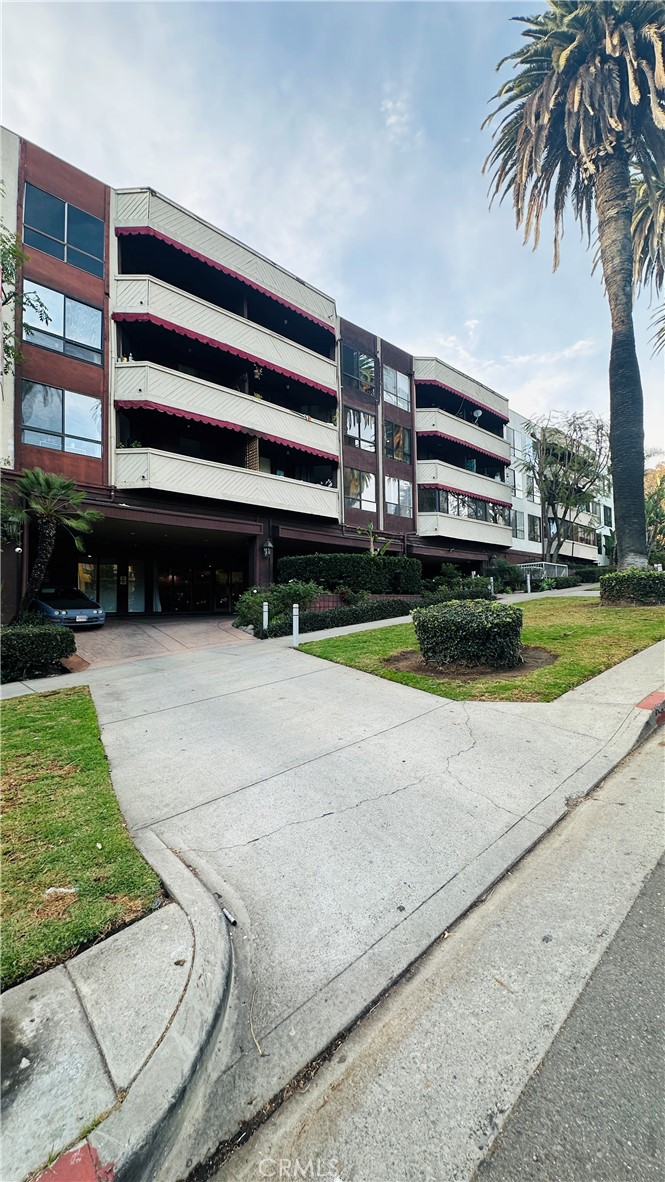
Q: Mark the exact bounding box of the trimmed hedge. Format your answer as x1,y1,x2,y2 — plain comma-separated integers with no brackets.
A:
540,575,582,590
569,565,616,583
261,597,415,638
418,580,494,605
412,600,523,669
234,581,322,629
600,569,665,606
1,622,76,684
277,553,422,594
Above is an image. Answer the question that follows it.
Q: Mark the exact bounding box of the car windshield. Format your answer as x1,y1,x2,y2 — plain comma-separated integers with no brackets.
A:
39,587,96,608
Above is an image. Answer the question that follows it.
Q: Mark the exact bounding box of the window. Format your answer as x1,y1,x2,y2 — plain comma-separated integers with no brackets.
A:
506,426,521,456
511,509,525,539
24,184,104,277
384,421,412,464
383,365,411,411
344,467,376,512
506,467,516,493
603,504,613,528
344,407,376,452
526,475,536,501
418,487,438,513
342,345,376,397
21,381,102,457
528,514,542,543
489,502,511,526
385,477,413,517
23,283,103,365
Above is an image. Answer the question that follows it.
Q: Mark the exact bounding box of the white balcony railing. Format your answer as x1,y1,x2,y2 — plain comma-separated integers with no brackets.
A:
114,448,340,519
415,356,508,421
417,512,512,548
114,189,337,331
114,362,339,459
113,276,337,396
416,407,510,464
416,460,510,505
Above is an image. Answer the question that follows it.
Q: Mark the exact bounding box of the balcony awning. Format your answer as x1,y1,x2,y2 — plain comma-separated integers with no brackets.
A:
117,399,339,462
416,429,508,466
112,312,338,400
416,378,509,423
115,226,336,336
419,481,512,508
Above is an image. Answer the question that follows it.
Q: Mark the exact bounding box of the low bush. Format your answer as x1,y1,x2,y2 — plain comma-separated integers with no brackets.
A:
234,581,322,629
412,600,523,669
434,563,464,587
1,622,76,684
488,558,525,593
262,597,415,638
540,575,582,590
569,565,616,583
418,579,494,606
277,553,422,594
600,569,665,606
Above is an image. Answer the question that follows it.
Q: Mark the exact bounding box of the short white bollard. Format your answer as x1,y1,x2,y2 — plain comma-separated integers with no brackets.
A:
292,602,300,647
526,572,532,594
262,601,269,632
489,577,494,597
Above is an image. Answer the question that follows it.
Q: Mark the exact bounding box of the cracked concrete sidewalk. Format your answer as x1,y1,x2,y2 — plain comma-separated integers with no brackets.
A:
3,630,663,1180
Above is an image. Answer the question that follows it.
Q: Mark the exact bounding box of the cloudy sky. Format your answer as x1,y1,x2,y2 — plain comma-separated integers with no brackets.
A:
3,1,663,450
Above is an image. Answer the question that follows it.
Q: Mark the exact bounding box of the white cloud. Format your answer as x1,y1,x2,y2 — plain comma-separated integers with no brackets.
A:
380,93,424,149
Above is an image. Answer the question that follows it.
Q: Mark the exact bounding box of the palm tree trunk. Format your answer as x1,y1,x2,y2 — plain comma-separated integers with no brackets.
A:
595,149,648,569
18,520,57,615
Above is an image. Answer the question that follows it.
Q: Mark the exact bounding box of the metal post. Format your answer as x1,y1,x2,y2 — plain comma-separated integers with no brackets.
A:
292,603,300,647
262,601,269,633
489,577,494,597
526,571,531,594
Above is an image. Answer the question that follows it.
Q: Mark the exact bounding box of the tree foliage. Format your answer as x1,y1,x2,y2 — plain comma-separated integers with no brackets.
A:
1,191,50,376
644,461,665,558
517,412,611,561
2,468,102,616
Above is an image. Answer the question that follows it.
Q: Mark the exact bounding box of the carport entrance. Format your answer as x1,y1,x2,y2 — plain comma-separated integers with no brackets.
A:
77,560,247,615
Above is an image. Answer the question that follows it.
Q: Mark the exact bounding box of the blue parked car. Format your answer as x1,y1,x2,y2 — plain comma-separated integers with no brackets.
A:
35,586,106,627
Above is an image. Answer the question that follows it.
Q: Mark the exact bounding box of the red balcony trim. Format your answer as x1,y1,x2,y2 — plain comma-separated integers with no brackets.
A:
416,378,509,422
416,429,509,466
112,312,337,399
418,481,512,508
115,226,336,335
117,399,338,462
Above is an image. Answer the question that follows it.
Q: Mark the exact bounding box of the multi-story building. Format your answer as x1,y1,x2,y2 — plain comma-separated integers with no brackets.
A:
506,408,614,567
0,130,606,620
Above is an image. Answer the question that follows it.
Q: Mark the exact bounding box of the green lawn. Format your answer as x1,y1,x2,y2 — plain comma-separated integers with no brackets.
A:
1,687,161,989
301,597,665,703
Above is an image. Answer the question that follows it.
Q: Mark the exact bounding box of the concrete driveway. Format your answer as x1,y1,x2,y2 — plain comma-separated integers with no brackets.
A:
4,629,663,1178
72,614,254,669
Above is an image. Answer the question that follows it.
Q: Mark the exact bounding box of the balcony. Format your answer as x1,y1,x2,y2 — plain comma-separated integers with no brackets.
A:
417,512,512,548
114,448,340,519
113,276,338,397
416,407,510,464
114,362,339,460
415,357,508,422
416,460,510,506
559,539,599,563
114,189,337,333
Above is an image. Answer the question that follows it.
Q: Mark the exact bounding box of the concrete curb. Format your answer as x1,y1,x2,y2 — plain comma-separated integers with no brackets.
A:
42,836,232,1182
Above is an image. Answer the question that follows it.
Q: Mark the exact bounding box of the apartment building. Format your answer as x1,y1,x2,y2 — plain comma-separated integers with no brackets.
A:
506,408,614,567
0,130,604,620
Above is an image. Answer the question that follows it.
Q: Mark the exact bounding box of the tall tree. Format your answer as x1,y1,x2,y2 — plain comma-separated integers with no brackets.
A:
631,158,665,353
484,1,665,569
3,468,102,616
517,411,611,562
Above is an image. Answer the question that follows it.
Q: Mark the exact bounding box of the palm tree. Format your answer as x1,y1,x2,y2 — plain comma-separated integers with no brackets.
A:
3,468,102,616
483,1,665,569
632,159,665,353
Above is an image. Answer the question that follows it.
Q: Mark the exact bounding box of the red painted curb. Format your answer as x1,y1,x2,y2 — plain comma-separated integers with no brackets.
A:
35,1141,114,1182
635,690,665,711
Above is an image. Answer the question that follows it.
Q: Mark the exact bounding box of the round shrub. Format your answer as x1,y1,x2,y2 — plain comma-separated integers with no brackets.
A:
600,569,665,606
234,581,322,629
1,622,76,684
412,600,523,669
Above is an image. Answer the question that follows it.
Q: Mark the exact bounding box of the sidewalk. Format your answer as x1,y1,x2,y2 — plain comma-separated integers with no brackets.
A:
0,836,231,1182
1,629,663,1182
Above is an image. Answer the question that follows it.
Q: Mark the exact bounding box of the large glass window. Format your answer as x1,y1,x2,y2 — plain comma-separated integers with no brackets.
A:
24,183,104,277
511,509,525,539
23,283,103,365
344,467,376,512
384,421,412,464
383,365,411,411
344,407,376,452
603,504,613,528
22,381,102,457
528,514,542,542
385,477,413,518
341,345,376,397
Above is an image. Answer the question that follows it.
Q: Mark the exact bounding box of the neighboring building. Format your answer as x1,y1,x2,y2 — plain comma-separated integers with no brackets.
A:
506,408,614,568
0,129,607,620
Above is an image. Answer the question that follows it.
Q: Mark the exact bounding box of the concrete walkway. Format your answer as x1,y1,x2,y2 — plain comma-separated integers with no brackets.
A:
3,623,663,1180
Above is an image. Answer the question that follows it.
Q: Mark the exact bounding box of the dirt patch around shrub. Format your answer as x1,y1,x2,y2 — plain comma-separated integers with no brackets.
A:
383,645,557,682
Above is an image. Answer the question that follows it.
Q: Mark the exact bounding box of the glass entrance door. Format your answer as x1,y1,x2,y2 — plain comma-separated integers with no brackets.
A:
214,568,245,613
